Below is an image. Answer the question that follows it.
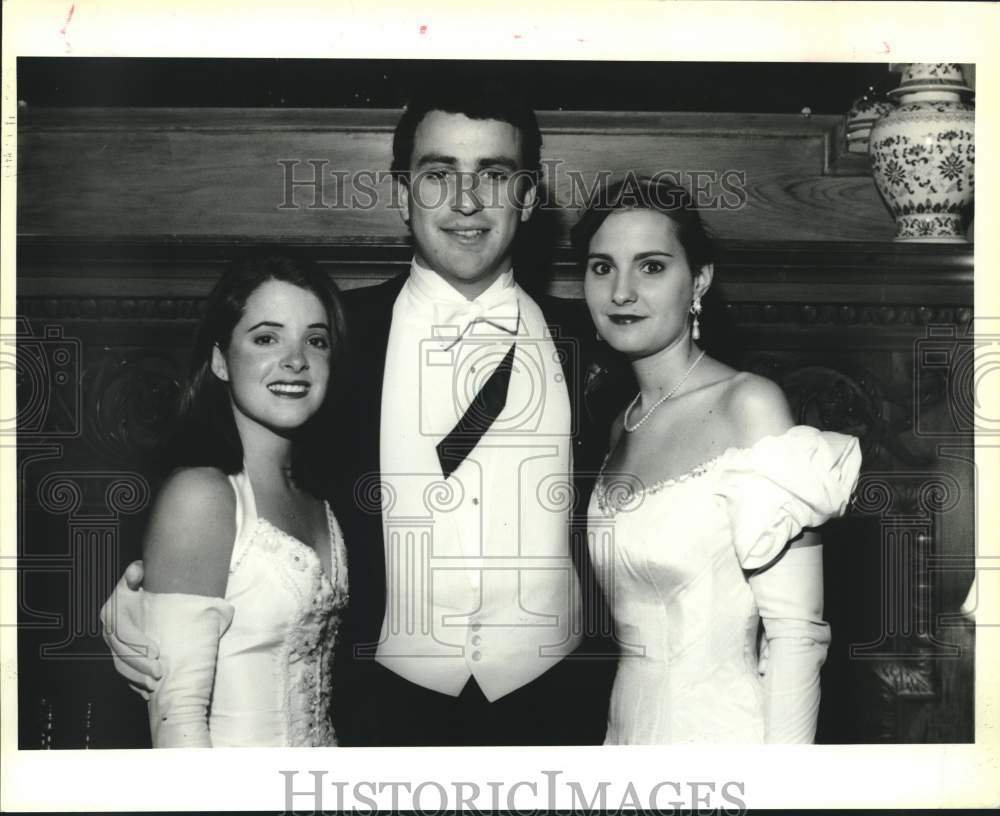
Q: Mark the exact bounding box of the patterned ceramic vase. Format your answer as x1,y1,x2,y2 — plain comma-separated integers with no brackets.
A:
846,92,895,154
868,63,974,242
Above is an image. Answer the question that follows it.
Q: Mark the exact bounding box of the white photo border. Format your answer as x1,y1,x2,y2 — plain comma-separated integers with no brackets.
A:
2,0,998,811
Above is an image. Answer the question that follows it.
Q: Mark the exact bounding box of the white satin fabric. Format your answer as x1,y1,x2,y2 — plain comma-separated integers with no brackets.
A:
588,426,861,744
143,470,349,747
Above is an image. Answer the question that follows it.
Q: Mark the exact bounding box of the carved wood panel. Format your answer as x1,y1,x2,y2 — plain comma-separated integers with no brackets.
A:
14,239,974,746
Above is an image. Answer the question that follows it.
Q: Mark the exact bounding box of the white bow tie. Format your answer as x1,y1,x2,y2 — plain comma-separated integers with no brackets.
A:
432,295,520,349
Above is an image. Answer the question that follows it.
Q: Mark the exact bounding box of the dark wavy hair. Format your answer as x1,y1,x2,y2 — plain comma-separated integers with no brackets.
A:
569,175,716,274
390,76,543,183
171,255,348,498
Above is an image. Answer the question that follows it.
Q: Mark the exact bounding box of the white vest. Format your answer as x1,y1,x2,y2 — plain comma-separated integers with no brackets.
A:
376,262,582,700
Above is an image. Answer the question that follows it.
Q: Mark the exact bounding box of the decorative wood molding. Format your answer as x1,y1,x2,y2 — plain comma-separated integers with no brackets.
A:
17,236,973,295
873,657,938,742
19,107,852,134
84,349,183,463
14,298,975,326
873,659,937,699
16,238,974,356
725,303,973,328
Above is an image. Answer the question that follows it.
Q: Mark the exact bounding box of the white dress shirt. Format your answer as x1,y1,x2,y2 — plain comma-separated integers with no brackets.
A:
376,260,582,700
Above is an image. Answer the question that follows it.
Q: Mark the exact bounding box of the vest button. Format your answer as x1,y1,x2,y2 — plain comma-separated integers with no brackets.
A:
471,635,481,646
470,621,482,632
471,650,482,662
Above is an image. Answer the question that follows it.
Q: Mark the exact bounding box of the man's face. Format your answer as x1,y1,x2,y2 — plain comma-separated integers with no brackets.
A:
400,110,538,300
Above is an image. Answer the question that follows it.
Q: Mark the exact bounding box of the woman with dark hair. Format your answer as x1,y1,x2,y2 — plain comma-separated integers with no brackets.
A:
573,177,861,744
138,255,349,747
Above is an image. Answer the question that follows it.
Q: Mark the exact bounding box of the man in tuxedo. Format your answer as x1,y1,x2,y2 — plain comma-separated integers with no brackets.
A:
332,79,615,746
103,77,613,746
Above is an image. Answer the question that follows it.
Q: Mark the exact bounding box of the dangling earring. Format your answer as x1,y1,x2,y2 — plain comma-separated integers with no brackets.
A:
689,295,702,341
596,330,603,342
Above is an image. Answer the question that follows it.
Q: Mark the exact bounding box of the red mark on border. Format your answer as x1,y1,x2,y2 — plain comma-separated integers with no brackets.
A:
59,3,75,52
882,41,891,54
60,3,76,35
514,33,522,39
419,24,427,35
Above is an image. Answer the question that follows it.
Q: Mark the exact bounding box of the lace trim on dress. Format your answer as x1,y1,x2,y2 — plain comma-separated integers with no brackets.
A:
593,452,727,517
245,505,345,747
592,426,860,522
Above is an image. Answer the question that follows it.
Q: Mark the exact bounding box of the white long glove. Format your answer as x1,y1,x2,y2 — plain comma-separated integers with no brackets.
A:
142,591,234,748
748,544,830,743
101,564,162,699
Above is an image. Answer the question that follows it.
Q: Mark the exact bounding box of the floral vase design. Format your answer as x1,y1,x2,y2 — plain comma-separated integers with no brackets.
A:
868,63,974,242
846,92,895,154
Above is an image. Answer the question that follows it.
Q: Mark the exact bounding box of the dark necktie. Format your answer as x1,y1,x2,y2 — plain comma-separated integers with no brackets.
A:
436,343,516,479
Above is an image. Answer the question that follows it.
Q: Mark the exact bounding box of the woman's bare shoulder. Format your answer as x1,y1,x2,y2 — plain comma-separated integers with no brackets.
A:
720,371,796,446
142,467,237,596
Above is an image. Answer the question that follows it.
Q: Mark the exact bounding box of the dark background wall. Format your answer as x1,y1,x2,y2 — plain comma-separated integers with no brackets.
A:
17,58,892,111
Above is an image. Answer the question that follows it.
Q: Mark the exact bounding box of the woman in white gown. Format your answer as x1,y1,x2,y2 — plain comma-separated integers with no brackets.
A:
572,178,861,744
137,256,349,747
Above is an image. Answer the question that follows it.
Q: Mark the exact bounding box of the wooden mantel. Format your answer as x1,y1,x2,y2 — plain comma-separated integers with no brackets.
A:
18,107,898,245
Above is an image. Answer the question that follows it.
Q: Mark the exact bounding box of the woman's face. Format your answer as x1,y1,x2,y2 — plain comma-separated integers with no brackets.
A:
211,279,332,438
583,208,711,359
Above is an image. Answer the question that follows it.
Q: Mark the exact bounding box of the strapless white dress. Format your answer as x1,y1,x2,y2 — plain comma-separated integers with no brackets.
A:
143,470,349,747
588,426,861,744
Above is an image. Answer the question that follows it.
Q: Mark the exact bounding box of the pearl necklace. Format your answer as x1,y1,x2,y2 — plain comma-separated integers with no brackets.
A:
623,349,707,433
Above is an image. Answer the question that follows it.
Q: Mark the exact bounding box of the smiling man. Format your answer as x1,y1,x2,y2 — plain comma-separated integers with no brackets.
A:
333,78,611,746
102,76,613,747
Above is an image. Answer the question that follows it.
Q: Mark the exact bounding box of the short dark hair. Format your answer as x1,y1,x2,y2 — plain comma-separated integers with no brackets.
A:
390,76,543,182
172,254,347,497
570,175,716,274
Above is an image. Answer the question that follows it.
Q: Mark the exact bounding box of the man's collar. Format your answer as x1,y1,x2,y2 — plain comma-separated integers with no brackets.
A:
407,258,520,349
409,257,515,306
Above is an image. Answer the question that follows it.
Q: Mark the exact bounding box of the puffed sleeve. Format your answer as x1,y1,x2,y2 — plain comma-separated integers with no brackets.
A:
142,591,235,748
717,426,862,743
716,426,862,571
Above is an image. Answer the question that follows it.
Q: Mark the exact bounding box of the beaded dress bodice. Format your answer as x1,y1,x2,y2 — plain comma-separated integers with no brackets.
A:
205,471,348,747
